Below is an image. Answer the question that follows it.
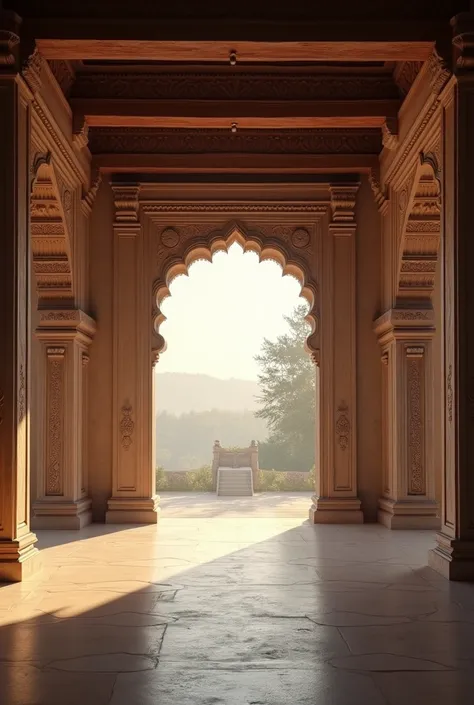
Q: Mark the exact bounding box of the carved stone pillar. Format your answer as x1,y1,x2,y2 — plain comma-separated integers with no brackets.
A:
374,309,438,528
0,16,39,580
429,15,474,578
31,310,95,528
106,184,159,523
310,184,363,523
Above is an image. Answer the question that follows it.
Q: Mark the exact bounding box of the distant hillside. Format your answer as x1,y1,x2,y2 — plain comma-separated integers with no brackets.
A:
155,372,261,415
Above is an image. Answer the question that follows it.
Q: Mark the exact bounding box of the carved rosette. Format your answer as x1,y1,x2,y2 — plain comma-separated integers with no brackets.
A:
406,347,425,495
335,401,351,451
120,401,134,450
46,347,65,496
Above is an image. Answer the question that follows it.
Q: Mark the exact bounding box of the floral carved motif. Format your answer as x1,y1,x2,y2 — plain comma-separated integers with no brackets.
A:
160,227,180,248
447,364,453,424
18,364,25,423
46,349,65,496
335,401,350,451
120,401,134,450
407,348,424,495
291,228,310,248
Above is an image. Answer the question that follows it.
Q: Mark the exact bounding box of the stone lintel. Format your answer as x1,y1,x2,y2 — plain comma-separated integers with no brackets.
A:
309,496,363,524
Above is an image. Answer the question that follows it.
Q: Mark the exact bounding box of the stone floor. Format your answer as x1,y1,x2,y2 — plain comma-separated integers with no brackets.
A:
1,494,474,704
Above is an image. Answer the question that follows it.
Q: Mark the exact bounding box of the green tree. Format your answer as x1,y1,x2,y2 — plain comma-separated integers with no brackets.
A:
255,304,315,471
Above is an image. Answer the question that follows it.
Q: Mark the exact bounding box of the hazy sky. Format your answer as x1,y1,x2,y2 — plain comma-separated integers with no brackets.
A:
157,243,304,380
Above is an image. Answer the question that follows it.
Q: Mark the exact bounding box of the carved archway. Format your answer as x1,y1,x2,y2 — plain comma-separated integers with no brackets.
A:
150,219,320,361
396,152,441,303
30,153,74,304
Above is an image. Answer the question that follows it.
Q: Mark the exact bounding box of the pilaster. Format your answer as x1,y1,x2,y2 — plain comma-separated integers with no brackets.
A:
429,14,474,578
32,309,95,529
106,184,159,524
374,308,439,528
310,183,363,524
0,13,39,580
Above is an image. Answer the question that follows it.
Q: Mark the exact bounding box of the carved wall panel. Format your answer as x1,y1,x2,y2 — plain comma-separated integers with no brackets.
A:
45,347,65,496
406,346,425,495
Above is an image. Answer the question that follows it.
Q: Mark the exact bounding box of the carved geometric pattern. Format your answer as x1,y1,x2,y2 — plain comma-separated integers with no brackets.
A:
406,348,424,496
46,348,65,496
120,401,134,450
393,61,424,96
335,401,351,451
48,59,76,97
89,127,382,155
73,72,400,101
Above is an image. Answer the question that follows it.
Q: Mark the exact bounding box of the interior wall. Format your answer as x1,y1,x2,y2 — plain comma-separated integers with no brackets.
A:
88,177,114,521
30,297,41,508
356,176,382,521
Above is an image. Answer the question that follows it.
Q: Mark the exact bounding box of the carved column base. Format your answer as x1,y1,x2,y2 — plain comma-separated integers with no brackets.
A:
429,533,474,581
378,498,440,530
309,496,363,524
31,498,92,530
0,533,41,583
106,496,160,524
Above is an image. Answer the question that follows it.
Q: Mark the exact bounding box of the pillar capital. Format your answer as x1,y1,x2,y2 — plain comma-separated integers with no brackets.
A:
374,307,435,345
111,183,141,225
329,182,360,232
36,308,96,342
452,13,474,75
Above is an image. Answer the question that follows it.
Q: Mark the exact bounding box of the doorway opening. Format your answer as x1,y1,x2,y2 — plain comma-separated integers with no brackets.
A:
153,238,318,519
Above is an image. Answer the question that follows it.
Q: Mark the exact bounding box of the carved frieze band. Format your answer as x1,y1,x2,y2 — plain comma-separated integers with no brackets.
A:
73,72,400,101
406,346,425,496
46,346,66,496
120,401,135,451
90,128,382,156
335,401,351,452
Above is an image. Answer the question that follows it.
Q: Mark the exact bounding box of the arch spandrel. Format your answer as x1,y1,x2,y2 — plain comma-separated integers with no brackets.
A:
30,153,75,304
395,151,441,304
147,216,322,358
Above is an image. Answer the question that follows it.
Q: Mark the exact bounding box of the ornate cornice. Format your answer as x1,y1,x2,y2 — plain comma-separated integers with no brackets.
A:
72,71,400,101
427,48,452,94
22,47,44,94
89,127,382,156
81,167,101,216
142,203,327,214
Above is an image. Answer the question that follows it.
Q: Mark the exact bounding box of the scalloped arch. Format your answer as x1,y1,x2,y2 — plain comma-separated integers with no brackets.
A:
152,220,319,357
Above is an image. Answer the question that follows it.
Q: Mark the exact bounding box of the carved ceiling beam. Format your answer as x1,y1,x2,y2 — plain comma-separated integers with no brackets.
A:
72,98,400,130
31,19,441,61
95,152,379,175
71,72,400,102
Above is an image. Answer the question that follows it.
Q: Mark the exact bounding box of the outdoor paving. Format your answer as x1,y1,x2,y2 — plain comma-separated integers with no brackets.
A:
0,494,474,704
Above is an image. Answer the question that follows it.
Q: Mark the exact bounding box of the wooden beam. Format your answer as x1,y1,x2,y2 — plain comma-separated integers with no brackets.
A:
93,153,378,174
37,38,433,62
73,98,400,129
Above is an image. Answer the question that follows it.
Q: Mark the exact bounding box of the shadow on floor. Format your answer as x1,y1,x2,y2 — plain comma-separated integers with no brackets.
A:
0,519,473,704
